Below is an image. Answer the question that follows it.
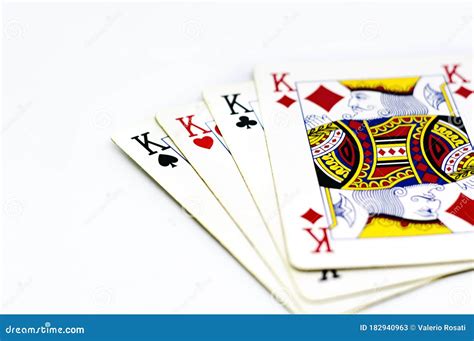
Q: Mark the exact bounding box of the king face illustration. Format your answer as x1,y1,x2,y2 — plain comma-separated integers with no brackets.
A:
298,75,474,238
309,115,473,190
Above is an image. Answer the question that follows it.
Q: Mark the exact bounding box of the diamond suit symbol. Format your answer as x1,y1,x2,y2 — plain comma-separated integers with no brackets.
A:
455,85,473,99
446,193,474,225
301,208,323,224
305,85,344,112
276,95,296,108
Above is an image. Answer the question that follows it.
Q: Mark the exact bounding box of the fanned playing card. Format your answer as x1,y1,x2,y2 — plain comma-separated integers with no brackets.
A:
111,118,465,313
155,101,473,301
254,57,473,270
203,81,473,300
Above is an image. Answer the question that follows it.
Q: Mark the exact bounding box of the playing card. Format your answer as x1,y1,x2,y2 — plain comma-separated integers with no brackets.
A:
155,101,473,301
155,102,296,293
254,57,473,270
111,118,465,313
203,82,473,300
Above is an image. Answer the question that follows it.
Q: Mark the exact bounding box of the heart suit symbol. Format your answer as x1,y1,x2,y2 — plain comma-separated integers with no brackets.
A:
193,136,214,149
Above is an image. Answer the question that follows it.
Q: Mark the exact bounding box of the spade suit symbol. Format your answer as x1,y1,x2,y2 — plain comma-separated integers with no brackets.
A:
158,154,178,168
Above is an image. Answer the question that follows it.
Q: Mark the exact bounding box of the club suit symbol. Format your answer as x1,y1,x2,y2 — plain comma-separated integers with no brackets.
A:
236,116,257,129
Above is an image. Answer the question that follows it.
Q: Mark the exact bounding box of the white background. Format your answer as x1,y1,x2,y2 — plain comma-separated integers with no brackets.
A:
2,1,473,313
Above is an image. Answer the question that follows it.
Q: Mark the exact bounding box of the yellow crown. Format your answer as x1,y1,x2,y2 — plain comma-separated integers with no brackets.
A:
340,77,420,95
